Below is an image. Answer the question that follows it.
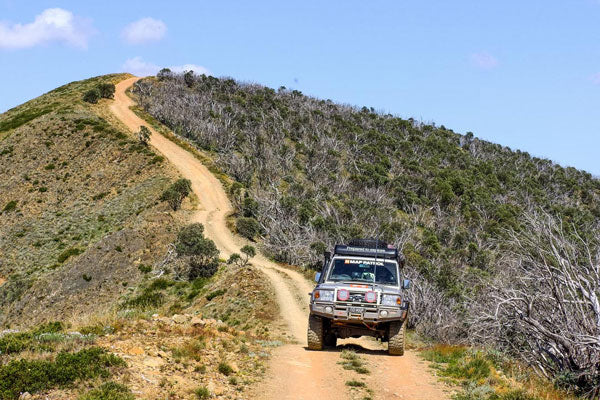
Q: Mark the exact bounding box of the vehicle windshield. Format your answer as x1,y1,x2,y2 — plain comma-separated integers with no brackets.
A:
327,258,398,285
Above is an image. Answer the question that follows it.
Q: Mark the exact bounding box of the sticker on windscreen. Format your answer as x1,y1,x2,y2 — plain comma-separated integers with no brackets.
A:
346,259,384,266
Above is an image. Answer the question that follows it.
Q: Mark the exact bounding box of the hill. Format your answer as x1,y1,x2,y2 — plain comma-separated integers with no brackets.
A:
133,71,600,395
0,74,183,327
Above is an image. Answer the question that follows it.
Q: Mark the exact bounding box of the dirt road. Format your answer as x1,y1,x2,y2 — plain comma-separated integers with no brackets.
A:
111,77,452,400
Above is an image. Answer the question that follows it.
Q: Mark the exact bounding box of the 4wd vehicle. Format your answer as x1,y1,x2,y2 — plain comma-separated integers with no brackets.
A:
307,239,411,355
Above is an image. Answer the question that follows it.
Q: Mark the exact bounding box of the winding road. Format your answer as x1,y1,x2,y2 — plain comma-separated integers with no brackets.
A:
110,76,452,400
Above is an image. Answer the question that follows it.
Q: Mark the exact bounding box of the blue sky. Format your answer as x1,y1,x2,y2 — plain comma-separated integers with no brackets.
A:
1,1,599,175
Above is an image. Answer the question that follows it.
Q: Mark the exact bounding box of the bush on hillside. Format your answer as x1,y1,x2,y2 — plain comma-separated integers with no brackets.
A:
236,217,260,240
157,68,173,81
83,89,100,104
160,178,192,211
175,223,220,280
0,347,125,399
97,83,116,99
137,125,151,145
79,382,134,400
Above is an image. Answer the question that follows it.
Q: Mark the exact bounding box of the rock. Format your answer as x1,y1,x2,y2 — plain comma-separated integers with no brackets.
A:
151,313,159,319
172,314,187,324
128,347,144,355
18,393,32,400
207,381,224,396
230,362,239,372
190,316,205,326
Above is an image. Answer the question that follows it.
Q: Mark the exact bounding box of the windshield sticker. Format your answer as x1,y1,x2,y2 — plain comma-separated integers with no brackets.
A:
345,259,385,266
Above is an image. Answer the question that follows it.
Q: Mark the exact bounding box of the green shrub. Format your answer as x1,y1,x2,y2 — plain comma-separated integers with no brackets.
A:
97,83,116,99
194,386,210,399
176,223,220,279
160,178,192,211
2,201,17,213
236,217,260,240
0,347,125,399
137,264,152,274
0,106,54,133
0,322,63,355
345,380,366,387
57,247,83,263
206,289,226,301
217,362,233,376
79,382,133,400
124,291,164,310
83,89,100,104
137,125,151,145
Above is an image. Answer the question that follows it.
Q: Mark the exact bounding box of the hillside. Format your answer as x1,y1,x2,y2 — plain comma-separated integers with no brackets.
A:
133,72,600,396
0,74,185,327
0,75,283,400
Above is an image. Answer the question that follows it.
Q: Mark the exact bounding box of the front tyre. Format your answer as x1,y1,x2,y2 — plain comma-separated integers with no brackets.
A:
307,314,324,350
324,332,337,348
388,320,406,356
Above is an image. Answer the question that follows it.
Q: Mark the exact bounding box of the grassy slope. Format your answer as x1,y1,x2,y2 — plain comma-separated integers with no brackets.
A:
0,74,181,328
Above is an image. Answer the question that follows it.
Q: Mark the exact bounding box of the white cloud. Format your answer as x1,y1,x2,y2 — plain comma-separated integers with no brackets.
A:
470,52,499,70
121,57,210,77
0,8,93,49
592,72,600,85
121,57,160,76
170,64,210,75
122,17,166,44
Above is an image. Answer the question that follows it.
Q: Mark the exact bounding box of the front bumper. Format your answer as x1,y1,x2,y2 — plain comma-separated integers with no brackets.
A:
310,301,408,323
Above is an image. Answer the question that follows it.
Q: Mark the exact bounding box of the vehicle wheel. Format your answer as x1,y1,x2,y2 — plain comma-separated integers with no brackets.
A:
324,332,337,348
307,315,324,350
388,320,405,356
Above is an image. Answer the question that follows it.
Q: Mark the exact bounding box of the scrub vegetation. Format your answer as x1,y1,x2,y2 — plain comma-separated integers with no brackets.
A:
0,74,179,327
134,72,600,397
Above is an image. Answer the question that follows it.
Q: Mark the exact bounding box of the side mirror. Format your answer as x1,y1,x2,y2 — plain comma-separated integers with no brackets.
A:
315,272,322,283
402,279,411,289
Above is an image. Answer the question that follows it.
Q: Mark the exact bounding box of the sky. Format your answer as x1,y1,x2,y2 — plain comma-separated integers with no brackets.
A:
1,1,599,175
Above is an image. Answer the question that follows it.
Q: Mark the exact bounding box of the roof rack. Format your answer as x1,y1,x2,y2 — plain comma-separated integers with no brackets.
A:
334,238,399,261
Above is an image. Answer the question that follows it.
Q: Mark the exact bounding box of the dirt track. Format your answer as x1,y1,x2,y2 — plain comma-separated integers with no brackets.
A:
111,77,452,400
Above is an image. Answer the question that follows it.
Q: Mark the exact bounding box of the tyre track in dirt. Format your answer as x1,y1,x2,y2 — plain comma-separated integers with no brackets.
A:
111,77,452,400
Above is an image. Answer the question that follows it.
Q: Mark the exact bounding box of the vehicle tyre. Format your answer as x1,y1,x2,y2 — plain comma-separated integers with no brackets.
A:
324,332,337,348
307,314,324,350
388,320,405,356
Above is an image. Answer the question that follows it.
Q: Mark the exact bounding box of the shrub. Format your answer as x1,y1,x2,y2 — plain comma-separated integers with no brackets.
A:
97,83,116,99
206,289,226,301
57,247,83,263
217,362,233,376
79,381,134,400
194,386,210,399
2,200,17,213
241,245,256,258
0,347,125,399
138,125,151,145
189,257,218,279
124,291,164,310
138,264,152,274
345,380,366,387
157,68,173,81
160,178,192,211
0,322,64,355
236,217,260,240
83,89,100,104
184,70,195,88
176,223,220,279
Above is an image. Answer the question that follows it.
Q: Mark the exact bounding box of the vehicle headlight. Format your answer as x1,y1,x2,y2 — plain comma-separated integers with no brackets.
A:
314,290,334,302
381,294,401,306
